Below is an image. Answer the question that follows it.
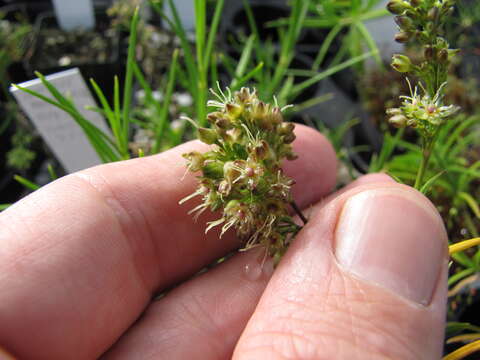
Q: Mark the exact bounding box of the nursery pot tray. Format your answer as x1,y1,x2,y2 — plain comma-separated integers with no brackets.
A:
25,10,123,102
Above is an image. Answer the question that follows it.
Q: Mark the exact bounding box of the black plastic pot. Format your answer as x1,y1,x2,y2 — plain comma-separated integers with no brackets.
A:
0,1,51,23
220,0,341,66
301,75,383,173
0,3,34,102
25,9,123,104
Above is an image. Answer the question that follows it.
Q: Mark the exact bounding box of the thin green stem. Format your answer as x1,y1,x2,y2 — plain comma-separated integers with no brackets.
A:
414,139,433,190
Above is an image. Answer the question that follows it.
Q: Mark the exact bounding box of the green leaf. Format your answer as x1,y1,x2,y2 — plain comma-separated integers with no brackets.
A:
0,204,11,211
14,175,40,190
291,51,376,96
420,170,446,195
458,192,480,219
47,164,58,180
121,7,140,154
446,322,480,338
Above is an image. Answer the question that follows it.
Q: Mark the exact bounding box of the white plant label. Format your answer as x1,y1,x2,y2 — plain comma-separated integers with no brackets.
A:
52,0,95,31
164,0,196,33
10,68,111,173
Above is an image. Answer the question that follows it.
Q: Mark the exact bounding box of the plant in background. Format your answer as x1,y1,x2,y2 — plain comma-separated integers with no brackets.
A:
0,10,31,98
226,0,375,113
382,1,480,358
386,0,460,191
303,0,388,71
181,86,304,265
0,11,37,173
5,102,36,171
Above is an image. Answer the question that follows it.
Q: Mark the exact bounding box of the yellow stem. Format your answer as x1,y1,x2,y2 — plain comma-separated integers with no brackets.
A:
449,238,480,255
443,339,480,360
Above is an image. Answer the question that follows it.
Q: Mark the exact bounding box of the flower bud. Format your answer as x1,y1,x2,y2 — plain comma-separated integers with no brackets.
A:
236,87,249,103
387,0,407,15
279,122,295,135
424,45,434,60
260,107,282,129
215,118,231,130
394,15,413,29
391,54,412,72
386,107,402,116
198,127,218,144
410,0,420,7
286,151,298,160
251,140,269,160
252,101,267,119
389,114,408,128
427,7,439,21
406,118,417,127
202,160,224,179
226,103,243,120
438,48,448,64
283,132,296,144
394,31,411,43
207,111,223,124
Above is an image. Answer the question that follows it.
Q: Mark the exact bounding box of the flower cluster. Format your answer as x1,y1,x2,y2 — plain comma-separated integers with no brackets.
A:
387,81,460,136
180,87,300,263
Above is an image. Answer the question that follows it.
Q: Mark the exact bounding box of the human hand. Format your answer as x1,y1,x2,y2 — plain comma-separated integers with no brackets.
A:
0,125,447,359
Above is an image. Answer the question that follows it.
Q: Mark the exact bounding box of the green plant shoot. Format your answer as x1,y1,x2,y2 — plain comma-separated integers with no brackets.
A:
386,0,460,191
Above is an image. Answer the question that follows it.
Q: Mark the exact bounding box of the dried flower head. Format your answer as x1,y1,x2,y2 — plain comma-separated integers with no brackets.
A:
180,86,301,263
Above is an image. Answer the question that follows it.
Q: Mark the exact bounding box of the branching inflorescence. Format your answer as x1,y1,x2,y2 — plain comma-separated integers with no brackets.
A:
386,0,460,189
180,86,301,264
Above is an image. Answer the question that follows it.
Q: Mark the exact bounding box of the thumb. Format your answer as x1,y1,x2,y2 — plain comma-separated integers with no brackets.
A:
233,181,448,360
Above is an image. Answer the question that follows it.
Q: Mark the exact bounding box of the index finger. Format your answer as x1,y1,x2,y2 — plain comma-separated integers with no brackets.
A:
0,125,336,359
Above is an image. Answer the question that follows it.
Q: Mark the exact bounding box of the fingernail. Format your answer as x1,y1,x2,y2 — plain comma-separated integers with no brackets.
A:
334,188,447,305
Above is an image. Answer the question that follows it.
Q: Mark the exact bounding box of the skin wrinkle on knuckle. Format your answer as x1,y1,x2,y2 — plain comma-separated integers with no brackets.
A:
71,172,158,295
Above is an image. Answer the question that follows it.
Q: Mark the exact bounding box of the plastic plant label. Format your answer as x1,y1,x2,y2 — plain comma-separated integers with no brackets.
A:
10,68,111,173
52,0,95,31
164,0,196,33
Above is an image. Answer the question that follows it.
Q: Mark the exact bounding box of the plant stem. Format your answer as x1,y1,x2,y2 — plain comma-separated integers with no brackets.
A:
414,147,430,190
414,122,444,190
290,201,308,225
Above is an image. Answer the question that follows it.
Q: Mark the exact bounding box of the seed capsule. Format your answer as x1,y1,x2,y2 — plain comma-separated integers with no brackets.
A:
215,118,231,130
283,133,296,144
279,122,295,135
391,54,412,73
394,16,413,29
389,114,408,128
207,111,223,124
386,107,402,116
438,48,448,64
427,7,439,21
387,0,407,15
198,127,218,144
226,103,243,120
424,45,434,60
394,31,411,43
